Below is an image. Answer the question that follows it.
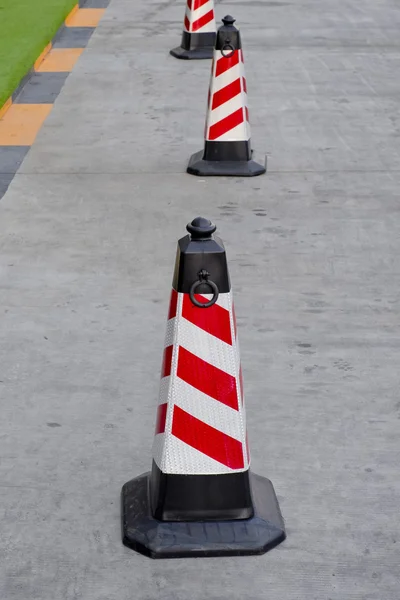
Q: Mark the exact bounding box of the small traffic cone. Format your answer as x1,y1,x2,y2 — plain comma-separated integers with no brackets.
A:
121,217,286,559
187,16,266,176
170,0,216,60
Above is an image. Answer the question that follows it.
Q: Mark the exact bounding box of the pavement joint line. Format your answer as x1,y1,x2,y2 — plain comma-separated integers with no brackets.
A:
10,169,400,176
0,0,110,200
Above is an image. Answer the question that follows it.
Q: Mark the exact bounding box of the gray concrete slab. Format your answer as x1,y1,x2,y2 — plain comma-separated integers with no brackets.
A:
0,174,14,199
14,73,69,104
1,0,400,598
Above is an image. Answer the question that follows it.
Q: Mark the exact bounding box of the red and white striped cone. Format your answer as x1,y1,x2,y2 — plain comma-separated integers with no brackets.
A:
187,15,266,176
121,217,286,559
170,0,216,60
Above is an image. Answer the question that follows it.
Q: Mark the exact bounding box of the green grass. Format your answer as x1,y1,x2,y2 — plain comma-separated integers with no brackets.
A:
0,0,77,108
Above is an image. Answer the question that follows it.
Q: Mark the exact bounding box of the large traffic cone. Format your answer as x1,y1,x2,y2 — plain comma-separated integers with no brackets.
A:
170,0,216,60
187,16,266,176
121,217,286,559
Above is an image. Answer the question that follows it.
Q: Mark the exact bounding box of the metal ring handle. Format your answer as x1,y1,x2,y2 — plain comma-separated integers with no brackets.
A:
221,43,235,58
189,279,219,308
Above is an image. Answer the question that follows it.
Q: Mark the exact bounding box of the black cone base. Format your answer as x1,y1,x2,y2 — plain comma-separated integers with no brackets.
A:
187,149,266,177
170,46,214,60
121,471,286,559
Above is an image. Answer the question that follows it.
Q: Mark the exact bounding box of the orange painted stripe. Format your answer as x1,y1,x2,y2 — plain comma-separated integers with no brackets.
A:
208,107,244,141
34,42,53,71
192,9,214,32
64,3,79,24
36,48,84,73
0,104,53,145
65,8,106,27
0,97,12,120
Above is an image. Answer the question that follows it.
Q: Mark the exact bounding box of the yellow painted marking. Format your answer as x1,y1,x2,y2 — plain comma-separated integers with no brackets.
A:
0,104,53,145
65,8,106,27
65,3,79,24
34,42,53,71
35,48,84,73
0,97,12,120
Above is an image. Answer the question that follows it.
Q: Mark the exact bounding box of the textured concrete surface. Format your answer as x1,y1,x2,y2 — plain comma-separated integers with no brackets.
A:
1,0,400,598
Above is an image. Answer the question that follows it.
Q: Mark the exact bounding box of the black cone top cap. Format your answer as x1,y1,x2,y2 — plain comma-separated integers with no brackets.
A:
186,217,217,239
222,15,236,26
217,15,241,50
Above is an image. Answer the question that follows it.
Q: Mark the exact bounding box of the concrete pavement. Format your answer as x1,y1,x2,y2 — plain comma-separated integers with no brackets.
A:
1,0,400,598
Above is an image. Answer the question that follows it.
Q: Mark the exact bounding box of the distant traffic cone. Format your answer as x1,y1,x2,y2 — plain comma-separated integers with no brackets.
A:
121,217,286,559
170,0,216,60
187,16,266,176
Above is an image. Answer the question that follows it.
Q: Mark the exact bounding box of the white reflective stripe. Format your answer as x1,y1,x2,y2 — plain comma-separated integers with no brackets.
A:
211,63,241,93
194,19,215,33
184,4,191,30
158,376,170,406
191,1,214,21
171,377,242,440
153,285,249,475
162,435,241,475
163,316,176,348
208,94,244,127
185,1,215,33
208,121,249,142
162,292,182,450
176,318,237,376
152,433,165,468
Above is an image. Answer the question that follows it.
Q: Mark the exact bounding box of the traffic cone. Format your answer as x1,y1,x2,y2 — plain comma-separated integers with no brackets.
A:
170,0,216,60
187,16,266,177
121,217,286,559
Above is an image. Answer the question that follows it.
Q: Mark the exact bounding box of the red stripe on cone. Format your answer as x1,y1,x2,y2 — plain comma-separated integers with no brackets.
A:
245,107,249,122
192,0,209,8
192,9,214,32
239,365,244,404
182,294,232,345
155,402,168,434
172,405,244,469
215,51,240,77
208,107,244,141
184,15,190,31
246,432,250,463
232,303,237,340
242,78,247,94
211,78,241,110
177,346,238,410
161,345,173,378
168,289,178,320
